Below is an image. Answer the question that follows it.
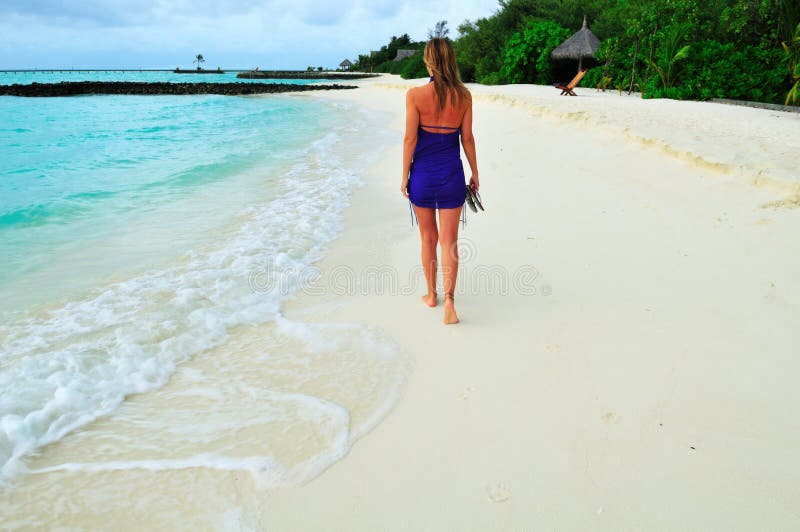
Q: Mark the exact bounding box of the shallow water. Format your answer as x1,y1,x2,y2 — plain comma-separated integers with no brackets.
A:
0,73,405,522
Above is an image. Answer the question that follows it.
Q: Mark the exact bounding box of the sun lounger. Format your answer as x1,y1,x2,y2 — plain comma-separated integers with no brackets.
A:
555,69,587,96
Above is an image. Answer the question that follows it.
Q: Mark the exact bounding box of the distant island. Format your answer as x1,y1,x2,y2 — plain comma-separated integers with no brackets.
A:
174,67,225,74
174,54,224,74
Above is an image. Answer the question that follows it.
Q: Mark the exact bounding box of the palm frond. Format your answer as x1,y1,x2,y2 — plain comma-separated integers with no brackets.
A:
674,45,691,62
786,80,799,105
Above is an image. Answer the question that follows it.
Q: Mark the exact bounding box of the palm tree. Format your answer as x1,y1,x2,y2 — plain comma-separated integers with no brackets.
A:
783,23,800,105
646,25,690,89
428,20,449,39
194,54,205,71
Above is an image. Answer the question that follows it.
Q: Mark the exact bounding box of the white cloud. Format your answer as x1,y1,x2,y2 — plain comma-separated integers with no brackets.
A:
0,0,499,69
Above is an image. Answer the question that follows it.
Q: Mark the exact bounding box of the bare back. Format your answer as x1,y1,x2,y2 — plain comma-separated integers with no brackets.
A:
411,82,471,133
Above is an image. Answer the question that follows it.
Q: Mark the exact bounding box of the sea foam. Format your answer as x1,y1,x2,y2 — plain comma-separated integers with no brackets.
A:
0,96,402,485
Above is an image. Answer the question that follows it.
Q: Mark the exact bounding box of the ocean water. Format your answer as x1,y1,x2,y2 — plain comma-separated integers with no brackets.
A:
0,73,404,519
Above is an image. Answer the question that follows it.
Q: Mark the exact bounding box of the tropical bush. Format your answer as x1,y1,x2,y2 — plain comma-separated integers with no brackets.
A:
500,21,571,84
354,0,800,104
374,59,408,75
401,51,429,79
677,40,784,102
784,22,800,104
353,34,412,72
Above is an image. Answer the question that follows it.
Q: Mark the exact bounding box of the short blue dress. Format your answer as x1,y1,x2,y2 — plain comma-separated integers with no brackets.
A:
408,122,467,210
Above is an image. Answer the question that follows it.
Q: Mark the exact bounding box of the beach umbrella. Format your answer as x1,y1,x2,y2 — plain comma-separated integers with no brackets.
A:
551,15,601,72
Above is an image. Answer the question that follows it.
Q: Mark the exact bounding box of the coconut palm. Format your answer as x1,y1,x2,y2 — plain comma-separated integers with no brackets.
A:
646,25,691,89
194,54,205,71
428,20,449,39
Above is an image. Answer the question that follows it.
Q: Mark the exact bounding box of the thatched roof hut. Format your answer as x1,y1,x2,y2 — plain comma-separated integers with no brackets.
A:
394,49,417,61
339,59,353,70
551,16,601,72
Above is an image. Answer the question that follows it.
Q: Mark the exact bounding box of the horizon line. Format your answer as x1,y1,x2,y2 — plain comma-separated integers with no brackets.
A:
0,68,356,72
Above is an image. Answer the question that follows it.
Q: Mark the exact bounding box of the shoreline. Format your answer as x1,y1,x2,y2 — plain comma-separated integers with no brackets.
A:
0,87,408,528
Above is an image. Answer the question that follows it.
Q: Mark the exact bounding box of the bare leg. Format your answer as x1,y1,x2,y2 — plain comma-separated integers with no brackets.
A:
414,205,438,307
438,206,462,324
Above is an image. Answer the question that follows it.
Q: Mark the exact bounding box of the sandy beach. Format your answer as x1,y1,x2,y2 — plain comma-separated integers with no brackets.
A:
253,76,800,529
3,74,799,530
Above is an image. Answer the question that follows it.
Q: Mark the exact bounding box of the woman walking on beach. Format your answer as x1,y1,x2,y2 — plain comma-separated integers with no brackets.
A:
401,38,478,325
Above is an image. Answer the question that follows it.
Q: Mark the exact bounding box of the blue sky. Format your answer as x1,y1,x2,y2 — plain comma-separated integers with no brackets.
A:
0,0,499,69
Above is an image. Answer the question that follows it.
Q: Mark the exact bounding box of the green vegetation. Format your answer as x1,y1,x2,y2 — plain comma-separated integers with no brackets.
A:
353,0,800,105
355,34,415,75
646,25,691,90
500,21,571,84
784,23,800,104
193,54,205,70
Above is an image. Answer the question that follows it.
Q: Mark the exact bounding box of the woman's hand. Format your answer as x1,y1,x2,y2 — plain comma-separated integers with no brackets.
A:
468,173,480,192
400,176,409,198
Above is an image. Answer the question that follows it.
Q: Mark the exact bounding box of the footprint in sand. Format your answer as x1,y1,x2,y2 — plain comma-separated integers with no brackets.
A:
486,482,513,503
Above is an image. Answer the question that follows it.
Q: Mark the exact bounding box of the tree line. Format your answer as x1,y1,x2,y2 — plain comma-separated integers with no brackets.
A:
353,0,800,105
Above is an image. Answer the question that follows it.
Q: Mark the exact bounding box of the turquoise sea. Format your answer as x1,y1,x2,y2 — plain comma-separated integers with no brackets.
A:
0,71,404,522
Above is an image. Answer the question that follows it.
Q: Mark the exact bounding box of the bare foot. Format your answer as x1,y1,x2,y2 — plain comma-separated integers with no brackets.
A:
443,295,459,324
421,292,437,307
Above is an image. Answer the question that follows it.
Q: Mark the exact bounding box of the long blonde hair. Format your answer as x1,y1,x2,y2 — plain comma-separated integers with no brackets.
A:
423,38,469,111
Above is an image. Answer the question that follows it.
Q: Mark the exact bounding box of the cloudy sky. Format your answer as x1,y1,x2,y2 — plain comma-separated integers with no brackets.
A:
0,0,499,69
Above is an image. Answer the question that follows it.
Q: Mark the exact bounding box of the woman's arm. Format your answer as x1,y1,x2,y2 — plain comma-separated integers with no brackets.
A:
460,93,479,191
401,89,419,198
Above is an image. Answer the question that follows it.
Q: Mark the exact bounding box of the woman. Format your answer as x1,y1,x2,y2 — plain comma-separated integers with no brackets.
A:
400,38,479,325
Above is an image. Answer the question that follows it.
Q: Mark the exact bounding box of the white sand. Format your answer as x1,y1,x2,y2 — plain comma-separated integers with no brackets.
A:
3,76,798,530
254,76,800,529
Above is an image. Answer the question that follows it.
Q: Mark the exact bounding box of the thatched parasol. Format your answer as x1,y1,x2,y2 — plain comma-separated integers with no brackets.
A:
551,15,601,72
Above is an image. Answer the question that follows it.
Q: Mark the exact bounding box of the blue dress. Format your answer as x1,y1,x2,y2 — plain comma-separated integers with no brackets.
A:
408,123,466,210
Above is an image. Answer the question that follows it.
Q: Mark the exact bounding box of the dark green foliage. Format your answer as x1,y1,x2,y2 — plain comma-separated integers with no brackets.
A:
678,40,784,102
454,0,558,83
373,60,405,75
637,40,784,102
784,22,800,104
353,34,412,71
353,0,797,104
776,0,800,42
500,21,571,84
646,24,692,89
581,65,608,89
369,40,428,78
455,18,507,83
367,40,428,79
579,0,793,103
400,51,429,79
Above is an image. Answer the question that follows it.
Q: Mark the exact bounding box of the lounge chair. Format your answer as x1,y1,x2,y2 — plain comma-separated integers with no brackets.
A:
555,69,587,96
